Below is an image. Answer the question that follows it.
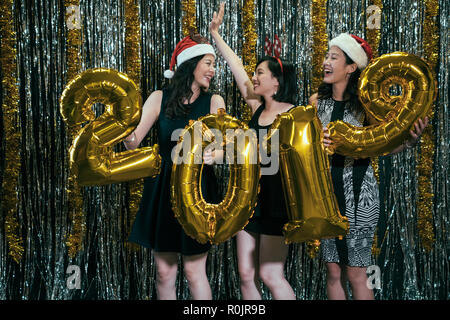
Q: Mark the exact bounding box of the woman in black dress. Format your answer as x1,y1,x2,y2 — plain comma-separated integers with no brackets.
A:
124,33,225,300
209,3,296,299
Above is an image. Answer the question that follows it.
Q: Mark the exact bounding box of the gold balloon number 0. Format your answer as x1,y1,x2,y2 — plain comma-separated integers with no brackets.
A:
328,52,436,158
170,110,260,244
60,68,161,186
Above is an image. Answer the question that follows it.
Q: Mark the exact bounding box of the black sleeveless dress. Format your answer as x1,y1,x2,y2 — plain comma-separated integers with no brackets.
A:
128,89,219,255
244,104,289,236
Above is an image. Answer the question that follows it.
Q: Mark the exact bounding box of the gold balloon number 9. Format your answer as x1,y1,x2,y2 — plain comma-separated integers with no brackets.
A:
60,68,161,186
328,52,436,158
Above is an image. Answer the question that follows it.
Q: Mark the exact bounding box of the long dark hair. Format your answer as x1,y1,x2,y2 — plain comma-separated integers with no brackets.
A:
165,54,206,119
317,51,362,116
256,56,297,105
165,32,212,119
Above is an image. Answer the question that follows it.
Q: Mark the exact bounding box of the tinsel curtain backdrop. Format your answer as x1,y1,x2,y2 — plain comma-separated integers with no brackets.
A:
0,0,448,300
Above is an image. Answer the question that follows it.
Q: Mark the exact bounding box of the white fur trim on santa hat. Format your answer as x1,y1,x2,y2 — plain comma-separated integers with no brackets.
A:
177,44,216,68
329,33,368,69
164,43,216,79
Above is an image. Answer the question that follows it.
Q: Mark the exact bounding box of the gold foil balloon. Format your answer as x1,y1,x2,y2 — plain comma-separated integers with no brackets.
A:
327,52,436,158
266,105,348,243
170,109,260,244
60,68,161,185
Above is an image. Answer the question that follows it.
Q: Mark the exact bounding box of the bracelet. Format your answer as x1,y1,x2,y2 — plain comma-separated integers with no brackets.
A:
404,139,416,149
124,131,136,143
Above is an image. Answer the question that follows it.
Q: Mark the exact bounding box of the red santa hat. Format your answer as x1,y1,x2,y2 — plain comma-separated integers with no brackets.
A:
329,33,373,70
164,35,216,79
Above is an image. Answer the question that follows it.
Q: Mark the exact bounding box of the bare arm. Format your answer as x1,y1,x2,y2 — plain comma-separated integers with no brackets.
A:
308,93,318,107
203,94,226,165
210,94,226,114
209,3,261,113
123,90,163,150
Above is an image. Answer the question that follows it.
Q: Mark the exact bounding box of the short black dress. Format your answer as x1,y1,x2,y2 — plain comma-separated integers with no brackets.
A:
128,89,219,255
244,104,289,236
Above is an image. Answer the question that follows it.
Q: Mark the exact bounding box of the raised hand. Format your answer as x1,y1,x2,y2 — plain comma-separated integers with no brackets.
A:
209,2,225,35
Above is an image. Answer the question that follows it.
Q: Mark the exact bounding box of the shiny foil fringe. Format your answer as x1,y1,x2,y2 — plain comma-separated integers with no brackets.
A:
365,0,382,58
417,0,438,251
0,0,447,300
311,0,328,92
124,0,143,244
1,0,24,263
365,0,382,256
241,0,257,123
307,0,329,258
182,0,197,35
64,0,85,259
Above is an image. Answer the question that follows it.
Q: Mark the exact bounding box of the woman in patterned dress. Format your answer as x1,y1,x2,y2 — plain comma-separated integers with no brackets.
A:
308,33,429,300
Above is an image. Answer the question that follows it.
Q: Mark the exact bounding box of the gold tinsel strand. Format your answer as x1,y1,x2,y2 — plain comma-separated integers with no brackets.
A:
124,0,143,244
365,0,382,59
365,0,382,257
182,0,197,36
64,0,85,259
311,0,328,93
1,0,24,264
417,0,438,251
365,0,382,184
241,0,257,123
307,0,328,258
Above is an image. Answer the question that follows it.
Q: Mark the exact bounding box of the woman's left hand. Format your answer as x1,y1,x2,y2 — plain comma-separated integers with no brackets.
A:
405,116,429,148
209,2,225,35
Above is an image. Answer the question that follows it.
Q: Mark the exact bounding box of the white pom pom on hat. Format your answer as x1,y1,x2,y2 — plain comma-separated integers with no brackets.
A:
163,69,175,79
164,36,216,79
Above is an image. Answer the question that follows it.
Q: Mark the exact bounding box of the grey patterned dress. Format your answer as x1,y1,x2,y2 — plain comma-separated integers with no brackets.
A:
317,97,379,267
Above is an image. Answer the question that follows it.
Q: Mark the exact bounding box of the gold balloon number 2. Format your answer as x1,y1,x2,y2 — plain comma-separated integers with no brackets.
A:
60,68,161,186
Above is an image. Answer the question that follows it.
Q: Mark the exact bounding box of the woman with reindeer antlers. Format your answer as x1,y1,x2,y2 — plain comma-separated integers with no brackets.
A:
206,2,297,300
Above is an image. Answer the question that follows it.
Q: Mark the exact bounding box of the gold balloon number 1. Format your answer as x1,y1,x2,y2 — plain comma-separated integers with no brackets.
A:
60,68,161,186
268,106,349,243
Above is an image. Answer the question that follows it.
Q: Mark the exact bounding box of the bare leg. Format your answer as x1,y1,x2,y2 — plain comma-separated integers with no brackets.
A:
182,252,212,300
258,234,295,300
326,262,347,300
236,230,262,299
154,252,178,300
347,266,374,300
